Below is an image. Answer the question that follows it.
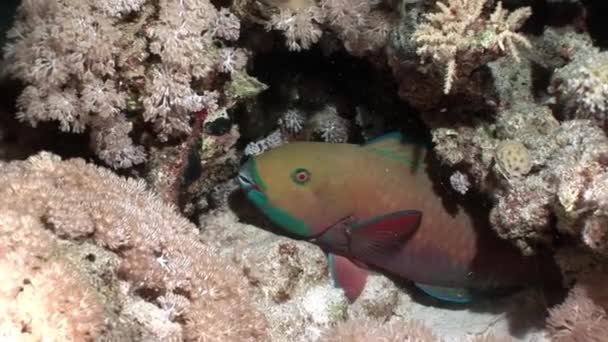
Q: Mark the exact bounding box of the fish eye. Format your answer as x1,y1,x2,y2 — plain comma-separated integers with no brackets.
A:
291,168,311,185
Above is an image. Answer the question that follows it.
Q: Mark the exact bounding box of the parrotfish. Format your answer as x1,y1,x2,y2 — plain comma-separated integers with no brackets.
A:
238,132,552,303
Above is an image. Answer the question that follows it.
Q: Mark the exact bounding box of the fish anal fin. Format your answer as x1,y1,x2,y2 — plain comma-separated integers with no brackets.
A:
350,210,422,255
328,253,368,302
414,283,475,303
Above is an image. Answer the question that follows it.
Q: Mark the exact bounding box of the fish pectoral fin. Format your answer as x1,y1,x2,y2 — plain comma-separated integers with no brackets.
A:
414,283,475,303
328,253,368,302
349,210,422,255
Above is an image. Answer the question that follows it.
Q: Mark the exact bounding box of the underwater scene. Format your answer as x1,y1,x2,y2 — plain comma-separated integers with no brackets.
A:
0,0,607,341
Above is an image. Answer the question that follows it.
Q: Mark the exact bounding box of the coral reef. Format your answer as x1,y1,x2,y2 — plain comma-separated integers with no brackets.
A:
0,152,267,341
2,0,249,184
2,0,608,341
426,27,608,257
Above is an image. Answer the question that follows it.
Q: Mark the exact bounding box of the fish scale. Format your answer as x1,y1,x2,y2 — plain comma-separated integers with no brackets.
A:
238,132,556,303
345,146,488,285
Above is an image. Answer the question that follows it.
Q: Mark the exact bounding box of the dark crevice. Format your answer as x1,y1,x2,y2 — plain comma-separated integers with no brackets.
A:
234,43,429,150
582,0,608,47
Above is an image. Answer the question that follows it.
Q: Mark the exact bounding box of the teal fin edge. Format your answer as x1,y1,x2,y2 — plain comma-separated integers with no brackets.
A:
328,253,338,287
364,131,405,145
363,131,427,146
415,283,475,304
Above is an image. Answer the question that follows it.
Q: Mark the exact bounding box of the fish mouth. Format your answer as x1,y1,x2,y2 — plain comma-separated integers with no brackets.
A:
238,158,263,193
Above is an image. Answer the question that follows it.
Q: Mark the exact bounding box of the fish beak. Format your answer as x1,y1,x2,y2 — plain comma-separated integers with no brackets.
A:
238,158,261,193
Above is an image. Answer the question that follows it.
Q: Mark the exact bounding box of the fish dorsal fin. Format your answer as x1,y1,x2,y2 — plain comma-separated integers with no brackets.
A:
362,132,422,167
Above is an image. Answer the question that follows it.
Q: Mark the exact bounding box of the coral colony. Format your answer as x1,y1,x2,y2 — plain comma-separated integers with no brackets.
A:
1,0,607,341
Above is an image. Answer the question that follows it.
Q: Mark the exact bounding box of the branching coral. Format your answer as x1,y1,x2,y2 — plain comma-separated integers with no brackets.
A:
3,0,246,169
0,152,268,341
413,0,532,93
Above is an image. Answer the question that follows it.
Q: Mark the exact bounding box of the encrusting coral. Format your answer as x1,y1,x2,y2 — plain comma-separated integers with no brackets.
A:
432,102,608,256
0,152,267,341
551,42,608,132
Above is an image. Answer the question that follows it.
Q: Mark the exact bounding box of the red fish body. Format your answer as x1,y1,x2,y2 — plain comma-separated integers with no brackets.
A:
239,132,551,302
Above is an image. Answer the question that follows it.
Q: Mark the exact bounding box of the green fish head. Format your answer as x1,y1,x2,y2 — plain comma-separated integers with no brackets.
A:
238,142,353,238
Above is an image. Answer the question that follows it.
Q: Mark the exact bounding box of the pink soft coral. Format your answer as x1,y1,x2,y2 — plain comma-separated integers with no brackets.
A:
547,274,608,342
